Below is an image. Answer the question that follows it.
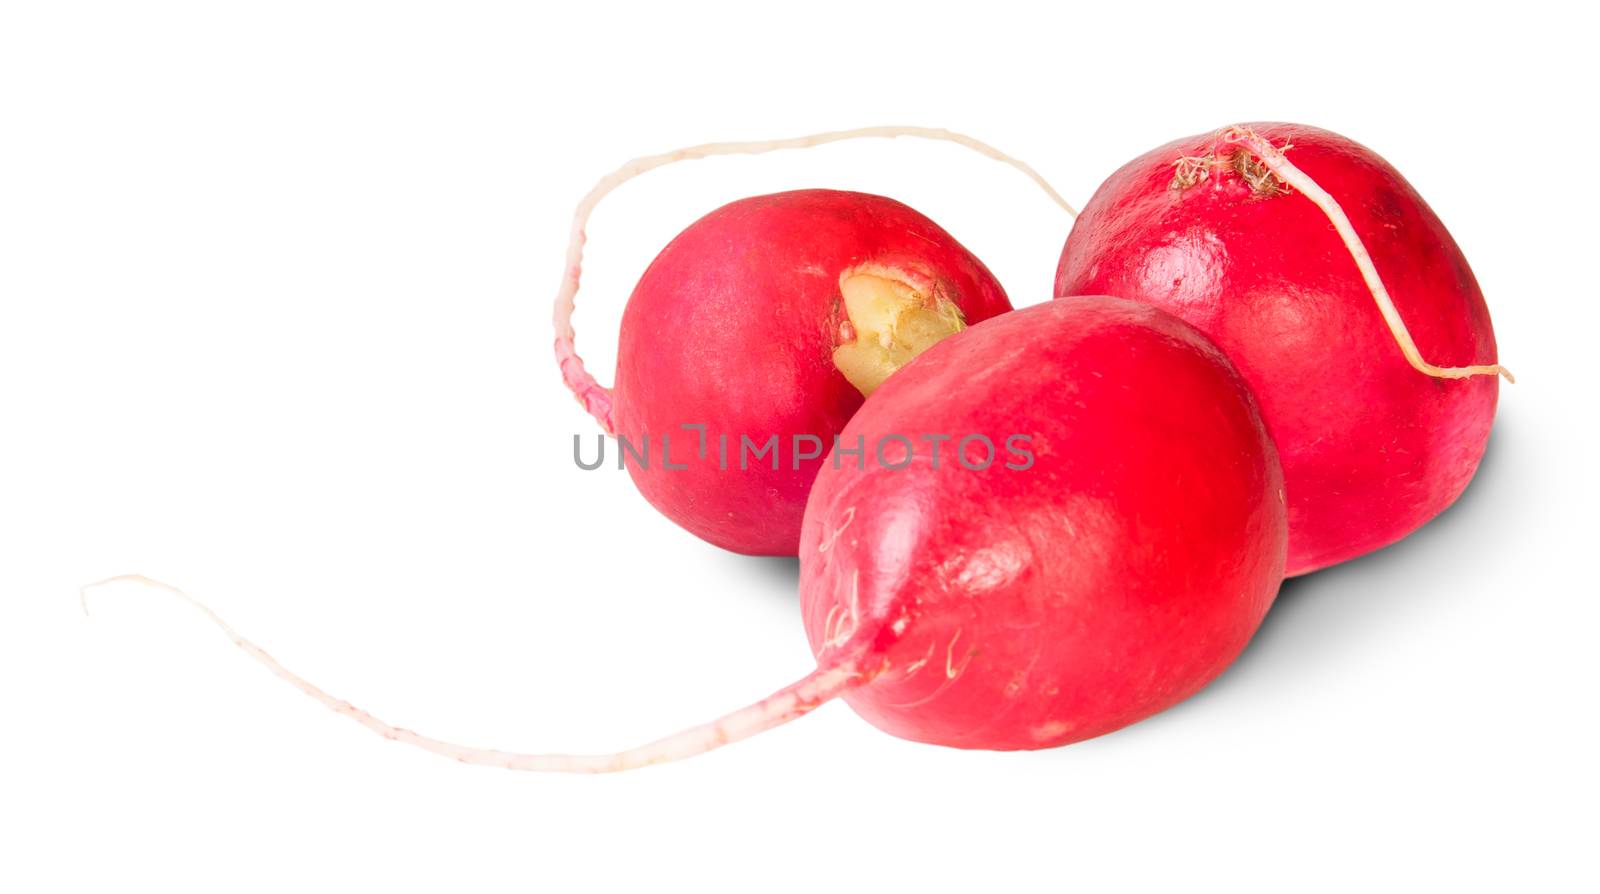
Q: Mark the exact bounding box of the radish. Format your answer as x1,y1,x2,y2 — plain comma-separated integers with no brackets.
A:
555,126,1075,555
1055,123,1509,576
91,296,1287,770
606,189,1010,555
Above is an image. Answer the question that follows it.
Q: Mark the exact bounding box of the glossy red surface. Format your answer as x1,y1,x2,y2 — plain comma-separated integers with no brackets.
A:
1055,124,1498,575
797,298,1286,750
612,190,1010,555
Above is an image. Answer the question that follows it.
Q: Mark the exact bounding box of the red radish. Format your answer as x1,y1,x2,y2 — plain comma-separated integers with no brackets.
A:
92,296,1287,770
555,126,1075,555
1055,123,1509,576
796,296,1285,748
609,189,1010,555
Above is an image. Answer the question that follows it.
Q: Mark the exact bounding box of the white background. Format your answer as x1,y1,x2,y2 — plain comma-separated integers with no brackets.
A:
3,2,1594,891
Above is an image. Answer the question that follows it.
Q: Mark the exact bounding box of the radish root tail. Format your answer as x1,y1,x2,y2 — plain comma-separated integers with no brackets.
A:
554,125,1080,433
81,574,881,774
1215,125,1513,383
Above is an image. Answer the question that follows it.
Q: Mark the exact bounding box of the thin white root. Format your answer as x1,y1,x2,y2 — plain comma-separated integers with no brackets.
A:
554,125,1080,433
1218,126,1513,383
81,574,878,774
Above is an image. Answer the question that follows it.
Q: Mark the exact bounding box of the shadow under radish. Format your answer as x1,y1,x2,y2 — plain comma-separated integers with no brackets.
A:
1059,406,1519,750
745,554,801,595
1141,410,1515,731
